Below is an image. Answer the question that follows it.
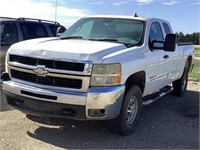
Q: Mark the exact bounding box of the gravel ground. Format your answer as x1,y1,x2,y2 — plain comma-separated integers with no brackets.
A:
0,81,199,150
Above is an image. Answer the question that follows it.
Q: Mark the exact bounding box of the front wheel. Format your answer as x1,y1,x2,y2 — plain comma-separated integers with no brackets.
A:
107,86,142,135
173,68,188,97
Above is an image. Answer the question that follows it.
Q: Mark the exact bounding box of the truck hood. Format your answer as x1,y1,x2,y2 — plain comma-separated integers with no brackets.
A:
9,38,127,63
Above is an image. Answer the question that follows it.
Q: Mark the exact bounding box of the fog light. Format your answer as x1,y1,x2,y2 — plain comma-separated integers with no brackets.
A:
88,109,105,117
1,72,10,81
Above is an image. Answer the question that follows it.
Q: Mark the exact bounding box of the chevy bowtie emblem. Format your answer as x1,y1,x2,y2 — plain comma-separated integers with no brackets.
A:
33,65,48,76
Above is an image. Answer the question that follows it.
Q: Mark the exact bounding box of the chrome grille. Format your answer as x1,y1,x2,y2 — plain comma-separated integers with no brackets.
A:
10,70,82,89
9,54,85,71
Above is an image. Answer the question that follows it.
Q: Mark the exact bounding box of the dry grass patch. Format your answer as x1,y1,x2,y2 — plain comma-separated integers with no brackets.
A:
194,45,200,50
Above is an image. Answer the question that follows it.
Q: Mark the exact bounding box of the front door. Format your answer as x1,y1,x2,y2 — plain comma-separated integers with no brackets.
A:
146,21,170,94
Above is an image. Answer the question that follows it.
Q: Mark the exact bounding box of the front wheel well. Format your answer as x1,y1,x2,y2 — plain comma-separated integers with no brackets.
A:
125,71,146,94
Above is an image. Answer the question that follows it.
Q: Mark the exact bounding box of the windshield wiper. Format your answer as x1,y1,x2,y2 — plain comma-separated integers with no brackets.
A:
60,37,134,47
88,38,134,48
124,43,134,48
88,38,119,42
60,36,87,40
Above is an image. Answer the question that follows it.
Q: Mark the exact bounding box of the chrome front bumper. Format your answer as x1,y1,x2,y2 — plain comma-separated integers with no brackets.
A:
2,81,125,120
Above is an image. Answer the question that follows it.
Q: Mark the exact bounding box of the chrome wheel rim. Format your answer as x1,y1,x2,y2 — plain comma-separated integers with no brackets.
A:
126,96,138,125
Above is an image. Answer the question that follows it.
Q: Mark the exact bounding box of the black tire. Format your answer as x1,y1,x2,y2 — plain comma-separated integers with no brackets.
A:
173,68,188,97
107,86,142,135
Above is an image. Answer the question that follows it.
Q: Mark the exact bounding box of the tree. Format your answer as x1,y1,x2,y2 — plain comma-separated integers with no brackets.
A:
176,32,199,45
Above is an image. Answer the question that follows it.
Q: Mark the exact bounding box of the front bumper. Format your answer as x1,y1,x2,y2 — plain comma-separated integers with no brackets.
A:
2,81,125,120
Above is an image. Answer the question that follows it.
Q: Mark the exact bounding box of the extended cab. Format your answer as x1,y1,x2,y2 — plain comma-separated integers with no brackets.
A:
1,16,194,135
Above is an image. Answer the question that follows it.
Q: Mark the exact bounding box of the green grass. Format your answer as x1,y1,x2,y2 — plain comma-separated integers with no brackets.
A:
190,45,200,79
194,50,200,57
189,58,200,80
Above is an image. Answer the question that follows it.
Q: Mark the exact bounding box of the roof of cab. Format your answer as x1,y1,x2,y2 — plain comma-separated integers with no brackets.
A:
84,15,149,21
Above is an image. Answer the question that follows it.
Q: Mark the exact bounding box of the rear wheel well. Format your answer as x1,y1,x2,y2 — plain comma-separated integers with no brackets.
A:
125,71,146,94
186,56,193,72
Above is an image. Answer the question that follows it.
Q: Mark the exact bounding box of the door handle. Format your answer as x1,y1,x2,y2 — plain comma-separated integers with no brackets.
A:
163,55,169,59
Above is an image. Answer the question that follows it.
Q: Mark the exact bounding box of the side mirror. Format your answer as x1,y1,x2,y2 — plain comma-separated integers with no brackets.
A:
164,34,176,52
56,26,66,37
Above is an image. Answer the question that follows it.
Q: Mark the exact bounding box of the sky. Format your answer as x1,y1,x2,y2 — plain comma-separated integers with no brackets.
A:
0,0,199,34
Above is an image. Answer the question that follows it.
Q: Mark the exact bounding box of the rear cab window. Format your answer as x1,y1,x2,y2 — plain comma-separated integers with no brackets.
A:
20,22,48,40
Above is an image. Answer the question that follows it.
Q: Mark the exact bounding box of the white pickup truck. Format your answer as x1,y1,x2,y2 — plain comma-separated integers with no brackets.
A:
1,15,194,135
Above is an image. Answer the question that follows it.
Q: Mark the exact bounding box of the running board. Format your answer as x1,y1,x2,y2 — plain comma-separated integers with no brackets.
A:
142,86,173,106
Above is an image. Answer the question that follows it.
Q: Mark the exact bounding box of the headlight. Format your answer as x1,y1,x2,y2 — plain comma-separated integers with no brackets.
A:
90,64,121,86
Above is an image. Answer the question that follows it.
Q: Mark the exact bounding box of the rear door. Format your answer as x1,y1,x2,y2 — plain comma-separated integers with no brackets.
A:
161,22,179,84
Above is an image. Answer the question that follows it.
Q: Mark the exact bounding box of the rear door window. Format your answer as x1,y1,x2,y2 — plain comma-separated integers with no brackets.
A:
20,23,48,40
163,23,171,34
0,22,18,45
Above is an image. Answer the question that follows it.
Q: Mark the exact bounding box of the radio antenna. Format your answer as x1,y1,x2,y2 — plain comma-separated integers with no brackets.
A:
134,13,138,17
55,0,57,22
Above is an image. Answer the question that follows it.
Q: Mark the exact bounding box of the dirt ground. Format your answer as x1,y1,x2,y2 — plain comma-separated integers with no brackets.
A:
0,81,199,150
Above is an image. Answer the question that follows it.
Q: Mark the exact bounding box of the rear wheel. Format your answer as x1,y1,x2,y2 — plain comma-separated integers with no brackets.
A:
107,86,142,135
173,68,188,97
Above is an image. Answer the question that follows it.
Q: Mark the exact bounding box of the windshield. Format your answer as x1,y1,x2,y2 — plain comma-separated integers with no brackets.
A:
60,18,144,46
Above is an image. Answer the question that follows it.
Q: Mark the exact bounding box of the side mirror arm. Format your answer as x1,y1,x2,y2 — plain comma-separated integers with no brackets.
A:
56,26,66,37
